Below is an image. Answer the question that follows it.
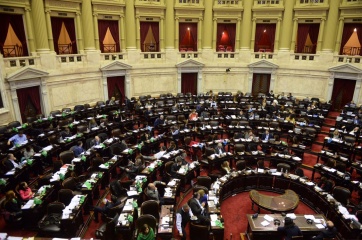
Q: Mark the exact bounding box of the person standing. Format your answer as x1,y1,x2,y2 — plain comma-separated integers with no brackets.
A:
176,204,194,240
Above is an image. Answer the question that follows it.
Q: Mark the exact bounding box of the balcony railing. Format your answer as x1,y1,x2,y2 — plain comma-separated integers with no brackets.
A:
216,0,240,5
3,56,39,68
58,43,76,55
345,0,362,3
2,44,24,58
101,53,126,61
216,52,236,59
179,0,200,3
292,53,318,61
56,54,85,64
136,0,163,5
336,55,361,64
256,0,280,5
142,52,164,59
102,44,117,53
254,52,275,59
299,0,324,3
179,52,199,59
294,45,316,54
342,46,361,56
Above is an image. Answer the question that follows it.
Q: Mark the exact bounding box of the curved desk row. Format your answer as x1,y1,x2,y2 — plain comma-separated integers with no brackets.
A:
217,173,361,240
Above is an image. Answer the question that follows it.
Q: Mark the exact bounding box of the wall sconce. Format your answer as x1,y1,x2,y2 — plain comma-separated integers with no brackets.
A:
347,58,351,63
187,54,191,58
261,54,266,59
226,68,230,73
112,55,117,60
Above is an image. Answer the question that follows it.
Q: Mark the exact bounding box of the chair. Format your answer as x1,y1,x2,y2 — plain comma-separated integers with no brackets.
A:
49,110,61,117
356,210,362,223
190,222,213,240
59,150,75,164
141,200,160,221
62,177,80,193
277,163,291,173
196,176,212,189
53,160,63,173
76,125,87,134
291,236,303,240
164,161,174,182
193,185,208,195
111,129,121,138
7,121,21,129
26,116,37,124
98,132,108,142
96,101,105,107
295,168,306,178
344,135,356,146
95,213,119,240
135,215,157,239
109,180,128,203
62,108,71,113
332,186,351,206
73,105,85,112
58,189,74,205
38,202,65,237
257,160,265,169
236,160,246,171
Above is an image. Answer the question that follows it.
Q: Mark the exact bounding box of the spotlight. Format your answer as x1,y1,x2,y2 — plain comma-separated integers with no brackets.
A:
226,68,230,72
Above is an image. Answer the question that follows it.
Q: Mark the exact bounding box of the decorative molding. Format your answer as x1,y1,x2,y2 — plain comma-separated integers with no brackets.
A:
175,59,204,68
328,64,362,75
6,67,49,82
248,60,279,69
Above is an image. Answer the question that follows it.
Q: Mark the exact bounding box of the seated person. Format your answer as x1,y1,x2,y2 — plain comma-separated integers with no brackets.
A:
22,145,34,160
277,217,302,240
167,141,177,153
262,129,273,141
108,97,116,105
214,143,225,155
91,136,101,147
198,189,208,206
286,114,296,125
221,161,231,175
8,130,27,146
122,157,144,179
72,141,85,157
60,127,72,140
188,192,210,225
18,182,33,201
146,181,166,203
170,158,183,178
188,110,198,121
312,220,337,240
93,197,123,222
154,115,165,128
89,118,98,129
317,177,333,192
3,153,19,172
171,126,180,143
332,129,341,140
2,190,22,221
137,223,155,240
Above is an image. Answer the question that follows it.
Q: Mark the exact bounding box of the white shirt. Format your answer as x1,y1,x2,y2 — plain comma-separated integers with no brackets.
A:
154,150,166,160
176,208,194,234
10,159,19,168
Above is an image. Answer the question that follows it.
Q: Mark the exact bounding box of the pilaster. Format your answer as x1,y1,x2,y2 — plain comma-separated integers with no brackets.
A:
81,0,96,51
202,0,213,49
24,7,36,55
165,0,175,49
125,0,137,50
279,0,295,51
240,0,253,51
322,0,341,52
31,0,50,52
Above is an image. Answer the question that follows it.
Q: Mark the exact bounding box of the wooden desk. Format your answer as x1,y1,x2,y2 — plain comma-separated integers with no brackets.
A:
158,205,174,239
246,214,326,240
249,190,299,213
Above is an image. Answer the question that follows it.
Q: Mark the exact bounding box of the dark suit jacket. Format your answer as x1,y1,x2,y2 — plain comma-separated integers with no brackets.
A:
188,197,203,217
3,159,16,172
313,227,337,240
154,118,164,127
262,133,273,141
170,163,181,178
214,146,225,154
277,225,302,240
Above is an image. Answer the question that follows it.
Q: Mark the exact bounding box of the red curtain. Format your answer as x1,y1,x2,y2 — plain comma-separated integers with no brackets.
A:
98,20,120,52
150,22,159,51
140,22,149,52
51,17,64,54
340,24,357,55
296,24,310,53
107,76,125,102
0,13,28,56
62,18,77,54
16,86,41,123
179,23,197,51
181,73,197,95
140,22,159,52
254,24,276,52
216,23,236,51
331,79,356,110
308,24,320,54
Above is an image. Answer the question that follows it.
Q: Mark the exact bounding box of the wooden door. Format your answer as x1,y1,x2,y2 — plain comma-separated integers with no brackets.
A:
331,78,356,110
181,73,197,95
252,73,270,96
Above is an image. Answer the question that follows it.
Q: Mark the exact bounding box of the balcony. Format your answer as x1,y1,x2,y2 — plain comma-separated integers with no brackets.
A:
254,52,275,60
335,55,362,64
175,0,204,9
3,56,39,70
255,0,282,6
292,53,319,61
142,52,165,60
56,54,85,66
216,52,237,59
2,44,24,58
179,51,199,59
101,53,126,61
135,0,164,6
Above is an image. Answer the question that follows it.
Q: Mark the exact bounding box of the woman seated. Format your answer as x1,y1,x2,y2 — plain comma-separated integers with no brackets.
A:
221,161,231,175
167,141,177,153
332,129,341,140
286,114,296,125
188,110,198,121
108,97,116,105
2,190,22,222
137,223,155,240
22,145,34,160
89,118,98,129
198,189,208,206
18,182,33,201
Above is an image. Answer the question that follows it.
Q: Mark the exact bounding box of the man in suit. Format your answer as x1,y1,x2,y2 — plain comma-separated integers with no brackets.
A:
91,136,101,147
72,141,85,157
3,153,19,171
176,204,194,240
261,130,273,153
170,157,182,178
312,221,337,240
154,115,165,128
188,192,210,225
214,143,225,155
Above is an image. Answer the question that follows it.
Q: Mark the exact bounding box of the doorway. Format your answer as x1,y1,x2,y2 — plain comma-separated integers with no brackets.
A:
16,86,42,123
181,73,198,95
107,76,125,103
252,73,270,96
331,78,356,110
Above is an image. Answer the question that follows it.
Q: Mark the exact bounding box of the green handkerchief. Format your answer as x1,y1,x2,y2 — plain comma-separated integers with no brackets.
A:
215,220,224,228
127,215,134,222
22,123,28,128
98,172,103,178
150,138,155,142
62,112,66,117
137,187,142,193
66,138,71,142
138,144,142,150
102,115,106,119
38,119,43,123
41,151,47,157
59,173,65,180
0,179,6,185
26,159,33,165
157,161,162,166
104,163,109,167
81,155,86,161
34,197,42,205
85,181,92,189
41,189,46,195
142,178,147,183
80,195,85,204
15,143,20,148
128,149,133,154
132,201,138,208
12,127,18,133
48,116,53,121
76,133,82,138
69,123,74,128
100,143,106,148
149,167,154,172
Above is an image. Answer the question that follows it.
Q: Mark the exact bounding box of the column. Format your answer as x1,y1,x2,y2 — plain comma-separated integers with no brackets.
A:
273,18,282,52
250,18,257,51
31,0,50,52
125,0,137,50
240,0,253,51
235,18,241,50
136,17,141,50
334,17,345,54
316,18,326,53
75,13,84,52
81,0,96,51
322,0,341,52
290,18,298,52
279,0,295,51
120,16,126,52
212,18,217,51
93,13,99,50
175,17,179,49
44,10,54,51
202,0,213,49
165,0,175,49
24,8,35,54
160,17,165,51
198,18,203,50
